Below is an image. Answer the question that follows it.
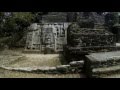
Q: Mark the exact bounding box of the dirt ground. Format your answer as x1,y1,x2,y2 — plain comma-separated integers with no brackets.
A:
0,49,84,78
0,49,62,67
9,54,62,68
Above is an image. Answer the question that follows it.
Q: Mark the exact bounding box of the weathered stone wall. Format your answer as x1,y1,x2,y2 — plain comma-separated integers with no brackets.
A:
68,29,116,47
25,23,71,53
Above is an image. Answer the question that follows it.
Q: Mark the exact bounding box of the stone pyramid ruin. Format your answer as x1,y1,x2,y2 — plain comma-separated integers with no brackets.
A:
24,12,120,78
63,12,120,78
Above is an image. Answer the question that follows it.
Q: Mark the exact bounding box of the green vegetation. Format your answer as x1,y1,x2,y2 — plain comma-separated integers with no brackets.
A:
0,12,48,49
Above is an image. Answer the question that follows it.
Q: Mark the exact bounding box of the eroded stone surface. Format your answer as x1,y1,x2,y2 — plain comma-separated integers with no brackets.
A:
69,61,84,67
89,51,120,61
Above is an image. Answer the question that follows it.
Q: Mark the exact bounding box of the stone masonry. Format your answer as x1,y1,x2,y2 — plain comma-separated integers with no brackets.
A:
25,23,71,53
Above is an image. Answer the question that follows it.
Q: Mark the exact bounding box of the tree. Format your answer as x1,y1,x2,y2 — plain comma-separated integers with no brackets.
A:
105,12,119,27
0,12,6,37
1,12,34,47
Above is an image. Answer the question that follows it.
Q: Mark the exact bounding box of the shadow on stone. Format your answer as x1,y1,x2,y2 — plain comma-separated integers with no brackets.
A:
59,53,68,65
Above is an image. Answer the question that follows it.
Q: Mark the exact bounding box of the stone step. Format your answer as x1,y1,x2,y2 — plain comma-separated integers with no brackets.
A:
22,50,59,54
92,65,120,76
85,51,120,78
89,66,120,78
101,74,120,78
66,46,120,53
94,24,105,29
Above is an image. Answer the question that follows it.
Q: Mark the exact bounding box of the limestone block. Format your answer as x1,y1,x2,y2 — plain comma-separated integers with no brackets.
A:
70,60,84,68
85,51,120,77
56,65,70,73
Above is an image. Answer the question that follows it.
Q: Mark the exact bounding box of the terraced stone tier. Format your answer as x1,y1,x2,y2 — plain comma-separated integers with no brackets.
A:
68,33,116,47
85,51,120,78
63,45,120,63
42,12,67,22
92,65,120,78
22,50,59,54
66,46,120,52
